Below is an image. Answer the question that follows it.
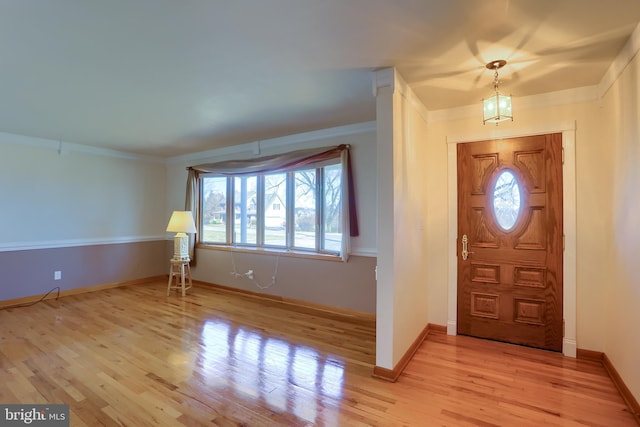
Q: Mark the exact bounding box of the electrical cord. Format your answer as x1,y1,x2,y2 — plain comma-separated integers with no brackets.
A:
0,286,61,310
230,252,279,290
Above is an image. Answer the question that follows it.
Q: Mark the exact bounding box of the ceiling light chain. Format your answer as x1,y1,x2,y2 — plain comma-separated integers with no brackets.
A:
482,60,513,125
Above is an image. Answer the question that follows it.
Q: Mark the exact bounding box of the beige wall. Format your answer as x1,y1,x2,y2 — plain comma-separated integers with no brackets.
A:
601,51,640,401
194,250,376,313
375,69,429,369
428,104,608,349
424,65,639,402
425,102,610,350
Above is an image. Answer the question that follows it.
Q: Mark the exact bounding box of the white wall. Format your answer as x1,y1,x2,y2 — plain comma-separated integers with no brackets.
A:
375,68,429,369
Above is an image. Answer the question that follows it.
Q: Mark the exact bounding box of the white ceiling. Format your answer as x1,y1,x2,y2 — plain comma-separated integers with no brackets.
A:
1,0,640,157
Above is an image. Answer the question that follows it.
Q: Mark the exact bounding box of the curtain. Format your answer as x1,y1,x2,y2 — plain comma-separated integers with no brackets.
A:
192,144,342,175
190,144,358,260
185,168,198,266
340,149,351,261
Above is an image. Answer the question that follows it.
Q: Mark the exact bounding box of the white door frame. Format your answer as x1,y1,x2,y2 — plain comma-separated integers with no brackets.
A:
446,121,577,357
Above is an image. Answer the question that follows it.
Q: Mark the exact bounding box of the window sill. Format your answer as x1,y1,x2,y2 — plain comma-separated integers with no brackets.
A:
196,243,343,262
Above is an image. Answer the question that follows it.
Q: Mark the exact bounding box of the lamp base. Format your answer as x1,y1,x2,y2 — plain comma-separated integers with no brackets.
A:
173,233,190,260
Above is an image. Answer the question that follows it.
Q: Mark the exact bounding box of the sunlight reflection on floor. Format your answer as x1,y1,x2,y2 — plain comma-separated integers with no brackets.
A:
199,319,345,423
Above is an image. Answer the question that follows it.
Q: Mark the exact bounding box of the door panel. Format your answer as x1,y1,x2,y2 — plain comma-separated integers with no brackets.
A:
457,134,563,351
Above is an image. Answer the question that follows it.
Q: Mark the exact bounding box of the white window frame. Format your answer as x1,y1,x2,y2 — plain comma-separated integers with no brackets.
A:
198,160,343,257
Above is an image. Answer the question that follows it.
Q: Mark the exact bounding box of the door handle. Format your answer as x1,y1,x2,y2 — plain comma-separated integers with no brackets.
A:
461,234,474,260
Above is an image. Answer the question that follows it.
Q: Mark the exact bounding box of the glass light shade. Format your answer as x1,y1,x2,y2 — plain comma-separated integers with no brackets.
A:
483,92,513,124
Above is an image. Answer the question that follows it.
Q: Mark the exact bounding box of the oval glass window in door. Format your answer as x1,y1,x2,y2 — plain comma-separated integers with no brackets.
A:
493,170,521,230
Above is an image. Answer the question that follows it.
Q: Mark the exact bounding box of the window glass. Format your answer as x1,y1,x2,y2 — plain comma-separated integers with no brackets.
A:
493,170,521,231
323,164,342,252
201,176,227,243
264,173,287,246
294,170,316,249
198,158,344,256
233,176,257,245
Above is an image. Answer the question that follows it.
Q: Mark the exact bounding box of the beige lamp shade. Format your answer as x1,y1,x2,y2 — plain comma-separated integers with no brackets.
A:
166,211,196,260
166,211,197,233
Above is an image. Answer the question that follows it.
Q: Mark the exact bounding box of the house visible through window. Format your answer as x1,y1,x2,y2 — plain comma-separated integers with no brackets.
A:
199,160,343,255
189,144,356,260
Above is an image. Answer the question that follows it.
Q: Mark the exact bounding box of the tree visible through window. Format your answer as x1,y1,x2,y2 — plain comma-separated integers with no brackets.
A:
199,161,343,255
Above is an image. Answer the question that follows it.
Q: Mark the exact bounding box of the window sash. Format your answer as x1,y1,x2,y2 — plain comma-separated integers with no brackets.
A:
199,163,340,255
190,144,357,261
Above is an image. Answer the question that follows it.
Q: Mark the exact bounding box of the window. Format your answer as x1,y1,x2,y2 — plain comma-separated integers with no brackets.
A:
201,176,227,243
199,161,343,255
492,169,521,231
264,172,287,247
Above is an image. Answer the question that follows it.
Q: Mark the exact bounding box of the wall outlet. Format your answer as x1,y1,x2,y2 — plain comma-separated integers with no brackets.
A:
54,271,62,280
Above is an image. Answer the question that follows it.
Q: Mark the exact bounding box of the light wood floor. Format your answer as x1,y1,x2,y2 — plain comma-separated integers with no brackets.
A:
0,280,636,426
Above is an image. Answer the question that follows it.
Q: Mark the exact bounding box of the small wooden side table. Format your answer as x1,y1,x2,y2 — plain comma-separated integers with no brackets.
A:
167,258,193,297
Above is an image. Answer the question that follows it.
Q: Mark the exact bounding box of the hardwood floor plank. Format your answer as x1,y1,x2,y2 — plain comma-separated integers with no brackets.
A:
0,280,636,426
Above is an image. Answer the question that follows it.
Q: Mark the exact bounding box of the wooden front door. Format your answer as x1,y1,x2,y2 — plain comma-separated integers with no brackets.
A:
457,133,563,351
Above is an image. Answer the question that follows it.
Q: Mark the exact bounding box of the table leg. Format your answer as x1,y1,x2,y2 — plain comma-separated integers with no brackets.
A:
167,265,173,296
180,263,186,297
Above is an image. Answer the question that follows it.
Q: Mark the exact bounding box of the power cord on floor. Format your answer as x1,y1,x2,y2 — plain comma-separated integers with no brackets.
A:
0,287,61,310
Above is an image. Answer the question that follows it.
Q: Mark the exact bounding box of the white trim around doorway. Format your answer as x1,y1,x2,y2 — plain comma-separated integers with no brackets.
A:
446,121,577,357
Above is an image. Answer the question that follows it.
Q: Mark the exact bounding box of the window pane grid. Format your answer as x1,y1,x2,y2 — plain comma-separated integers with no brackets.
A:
323,163,342,253
293,169,317,250
201,175,228,244
264,172,287,247
233,176,257,246
199,161,342,256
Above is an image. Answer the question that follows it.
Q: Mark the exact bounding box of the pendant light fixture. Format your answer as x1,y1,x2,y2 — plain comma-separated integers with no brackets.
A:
482,60,513,125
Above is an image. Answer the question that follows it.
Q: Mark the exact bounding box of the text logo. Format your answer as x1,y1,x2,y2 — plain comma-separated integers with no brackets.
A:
0,405,69,426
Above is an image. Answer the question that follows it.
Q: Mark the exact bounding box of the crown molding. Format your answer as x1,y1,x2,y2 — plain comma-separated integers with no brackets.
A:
427,23,640,123
373,68,429,124
165,121,376,164
373,67,395,95
598,21,640,98
428,85,599,123
0,131,164,163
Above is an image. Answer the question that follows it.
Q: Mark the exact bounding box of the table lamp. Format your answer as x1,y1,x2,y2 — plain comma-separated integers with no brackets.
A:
166,210,197,260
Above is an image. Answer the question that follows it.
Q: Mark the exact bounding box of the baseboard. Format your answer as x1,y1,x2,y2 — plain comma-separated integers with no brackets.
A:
193,280,376,322
576,348,604,362
602,354,640,424
577,348,639,423
427,323,447,334
372,323,445,382
0,275,165,309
